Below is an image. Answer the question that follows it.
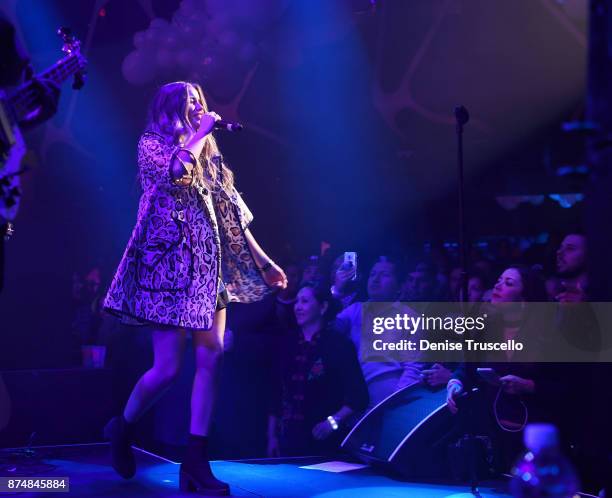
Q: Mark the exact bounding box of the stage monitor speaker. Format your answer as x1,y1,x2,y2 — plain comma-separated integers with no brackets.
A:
342,383,471,479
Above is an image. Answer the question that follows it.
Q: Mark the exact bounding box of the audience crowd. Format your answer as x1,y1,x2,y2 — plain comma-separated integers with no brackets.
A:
88,230,607,488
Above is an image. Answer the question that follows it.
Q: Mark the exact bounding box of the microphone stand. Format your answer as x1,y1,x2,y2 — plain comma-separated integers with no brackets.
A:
455,105,469,308
454,105,481,497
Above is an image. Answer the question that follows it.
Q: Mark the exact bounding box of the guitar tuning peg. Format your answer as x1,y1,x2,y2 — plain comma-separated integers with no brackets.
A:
57,26,72,39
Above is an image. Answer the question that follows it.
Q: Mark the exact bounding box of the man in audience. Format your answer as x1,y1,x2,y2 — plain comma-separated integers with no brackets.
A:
329,253,359,310
545,275,562,302
400,262,440,302
334,256,444,407
555,233,588,302
447,266,462,301
301,255,327,286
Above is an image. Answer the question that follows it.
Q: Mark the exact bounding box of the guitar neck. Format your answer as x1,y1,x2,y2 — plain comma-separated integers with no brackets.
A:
38,53,82,86
6,53,81,123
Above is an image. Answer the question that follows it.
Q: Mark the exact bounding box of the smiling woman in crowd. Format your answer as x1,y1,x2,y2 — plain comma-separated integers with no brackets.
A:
267,282,368,457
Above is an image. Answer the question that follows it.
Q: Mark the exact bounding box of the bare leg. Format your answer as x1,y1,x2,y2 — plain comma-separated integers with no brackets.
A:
179,310,229,494
123,327,186,423
106,327,185,479
190,309,226,436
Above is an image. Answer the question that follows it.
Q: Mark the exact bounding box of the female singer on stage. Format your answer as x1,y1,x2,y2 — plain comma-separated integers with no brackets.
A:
103,81,287,495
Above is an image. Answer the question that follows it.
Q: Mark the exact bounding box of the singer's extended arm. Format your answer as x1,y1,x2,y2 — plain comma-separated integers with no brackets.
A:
243,228,288,289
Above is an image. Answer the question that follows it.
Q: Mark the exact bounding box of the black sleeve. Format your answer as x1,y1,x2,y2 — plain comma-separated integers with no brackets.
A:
333,314,352,337
528,363,566,404
268,333,289,417
328,334,369,412
557,303,602,355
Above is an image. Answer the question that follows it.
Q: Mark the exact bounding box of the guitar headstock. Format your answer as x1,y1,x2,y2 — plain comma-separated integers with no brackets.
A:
57,27,87,90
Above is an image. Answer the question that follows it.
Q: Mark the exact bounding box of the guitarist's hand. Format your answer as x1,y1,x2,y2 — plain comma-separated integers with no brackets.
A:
19,70,60,130
2,222,15,241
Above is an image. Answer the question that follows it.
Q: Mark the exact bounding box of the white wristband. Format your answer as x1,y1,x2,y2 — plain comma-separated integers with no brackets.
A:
447,379,463,390
327,415,339,431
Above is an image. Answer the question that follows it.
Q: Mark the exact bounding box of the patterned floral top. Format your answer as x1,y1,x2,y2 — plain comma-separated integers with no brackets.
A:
272,325,369,455
103,132,271,330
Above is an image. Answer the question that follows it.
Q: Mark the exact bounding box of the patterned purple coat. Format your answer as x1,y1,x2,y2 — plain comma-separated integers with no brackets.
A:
104,132,271,330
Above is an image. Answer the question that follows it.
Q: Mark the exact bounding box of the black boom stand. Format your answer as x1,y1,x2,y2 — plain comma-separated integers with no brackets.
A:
454,105,482,497
454,105,470,306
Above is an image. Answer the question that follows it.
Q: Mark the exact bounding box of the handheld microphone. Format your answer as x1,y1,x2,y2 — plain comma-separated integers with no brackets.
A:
214,120,243,132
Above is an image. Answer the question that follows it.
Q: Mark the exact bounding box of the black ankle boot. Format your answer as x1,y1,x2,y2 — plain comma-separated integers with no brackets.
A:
104,415,136,479
179,434,229,495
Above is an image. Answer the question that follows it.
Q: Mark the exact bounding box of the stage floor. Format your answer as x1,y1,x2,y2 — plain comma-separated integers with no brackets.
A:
0,444,513,497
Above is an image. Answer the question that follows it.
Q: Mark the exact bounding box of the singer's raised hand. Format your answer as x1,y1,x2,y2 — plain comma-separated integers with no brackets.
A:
198,111,221,136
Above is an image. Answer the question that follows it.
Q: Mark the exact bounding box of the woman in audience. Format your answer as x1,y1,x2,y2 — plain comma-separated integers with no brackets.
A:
447,265,550,407
446,265,560,472
461,270,493,303
267,282,368,457
449,266,492,302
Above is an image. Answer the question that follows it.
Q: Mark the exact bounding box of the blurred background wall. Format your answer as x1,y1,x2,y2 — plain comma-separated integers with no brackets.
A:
0,0,587,368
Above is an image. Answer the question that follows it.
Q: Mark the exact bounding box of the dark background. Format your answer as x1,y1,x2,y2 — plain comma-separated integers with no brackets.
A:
0,0,587,368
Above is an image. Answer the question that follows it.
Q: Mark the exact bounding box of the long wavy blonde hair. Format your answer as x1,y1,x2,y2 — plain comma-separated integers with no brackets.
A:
145,81,235,190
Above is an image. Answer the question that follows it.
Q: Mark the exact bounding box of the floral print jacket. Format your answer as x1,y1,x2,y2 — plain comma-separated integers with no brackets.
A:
104,132,271,330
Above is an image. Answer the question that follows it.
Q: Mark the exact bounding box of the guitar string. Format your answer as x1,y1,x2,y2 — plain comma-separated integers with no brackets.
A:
12,56,82,105
15,55,81,97
10,57,82,110
9,56,83,114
